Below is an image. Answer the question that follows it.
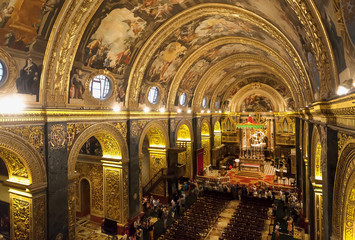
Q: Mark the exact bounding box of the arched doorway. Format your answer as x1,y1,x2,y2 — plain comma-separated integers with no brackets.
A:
201,121,211,168
176,123,193,178
310,127,323,240
0,130,46,240
80,178,91,216
67,123,129,240
214,120,222,147
139,124,168,196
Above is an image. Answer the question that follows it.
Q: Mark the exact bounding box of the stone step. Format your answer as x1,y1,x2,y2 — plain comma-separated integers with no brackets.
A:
235,170,264,179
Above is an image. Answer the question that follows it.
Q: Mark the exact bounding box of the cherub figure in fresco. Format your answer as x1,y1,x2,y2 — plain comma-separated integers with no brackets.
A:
154,3,172,20
0,4,14,28
123,18,145,36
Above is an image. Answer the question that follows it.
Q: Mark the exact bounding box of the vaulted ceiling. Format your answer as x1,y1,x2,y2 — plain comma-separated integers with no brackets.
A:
1,0,354,112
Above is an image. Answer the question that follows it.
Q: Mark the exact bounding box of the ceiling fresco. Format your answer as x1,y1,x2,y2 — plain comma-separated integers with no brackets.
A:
240,94,274,112
222,77,295,111
0,0,64,51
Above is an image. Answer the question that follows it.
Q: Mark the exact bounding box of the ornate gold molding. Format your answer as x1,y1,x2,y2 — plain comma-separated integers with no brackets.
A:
104,168,122,222
332,138,355,239
286,0,338,97
0,130,46,184
11,196,30,240
0,46,18,94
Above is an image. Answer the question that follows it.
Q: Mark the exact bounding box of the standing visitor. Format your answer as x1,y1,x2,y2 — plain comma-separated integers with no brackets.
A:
274,222,281,240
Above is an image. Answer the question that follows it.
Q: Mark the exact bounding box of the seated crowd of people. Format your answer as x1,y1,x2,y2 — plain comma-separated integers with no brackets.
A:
221,198,271,240
159,191,231,240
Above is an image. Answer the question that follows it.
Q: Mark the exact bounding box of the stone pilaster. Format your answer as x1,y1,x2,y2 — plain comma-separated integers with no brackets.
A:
127,120,140,218
322,127,338,240
45,122,68,240
192,116,201,177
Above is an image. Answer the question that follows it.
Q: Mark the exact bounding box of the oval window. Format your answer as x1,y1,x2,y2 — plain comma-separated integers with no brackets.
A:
147,86,160,104
215,100,220,109
0,60,7,86
89,75,112,99
179,93,187,106
202,97,208,109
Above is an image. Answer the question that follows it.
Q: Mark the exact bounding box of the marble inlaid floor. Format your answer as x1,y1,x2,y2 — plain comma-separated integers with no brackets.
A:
75,217,123,240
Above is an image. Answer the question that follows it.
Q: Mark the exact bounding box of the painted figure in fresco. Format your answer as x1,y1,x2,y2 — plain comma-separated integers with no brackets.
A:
0,3,14,28
116,80,126,104
16,58,40,95
38,0,61,35
69,69,85,99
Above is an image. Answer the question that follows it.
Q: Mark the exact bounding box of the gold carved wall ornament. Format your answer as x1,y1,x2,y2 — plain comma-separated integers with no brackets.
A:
0,148,28,179
139,121,170,155
131,121,139,137
76,162,104,215
11,197,30,240
114,122,128,141
104,168,122,222
286,0,338,97
0,126,44,157
67,123,93,151
0,130,46,184
338,132,354,152
49,124,66,149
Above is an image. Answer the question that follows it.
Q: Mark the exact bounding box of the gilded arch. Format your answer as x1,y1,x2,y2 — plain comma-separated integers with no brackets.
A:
332,137,355,240
139,121,170,153
0,130,46,185
175,119,194,143
175,120,194,178
310,126,322,180
68,123,129,178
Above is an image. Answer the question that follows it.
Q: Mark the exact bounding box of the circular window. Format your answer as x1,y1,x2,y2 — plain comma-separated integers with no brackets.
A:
89,75,112,99
202,97,208,109
0,60,7,86
147,86,160,104
215,100,220,109
179,93,187,106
